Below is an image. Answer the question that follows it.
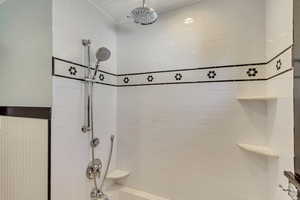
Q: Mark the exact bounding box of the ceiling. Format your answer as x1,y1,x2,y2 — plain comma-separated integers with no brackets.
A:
0,0,7,5
89,0,202,24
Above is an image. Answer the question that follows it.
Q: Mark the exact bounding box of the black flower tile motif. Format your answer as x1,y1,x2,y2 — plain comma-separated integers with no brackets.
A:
147,75,154,82
246,68,258,77
207,70,216,79
123,77,130,84
276,59,282,71
68,66,77,76
174,73,183,81
99,74,105,81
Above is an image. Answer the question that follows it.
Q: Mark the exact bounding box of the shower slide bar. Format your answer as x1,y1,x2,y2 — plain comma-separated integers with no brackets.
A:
82,39,114,200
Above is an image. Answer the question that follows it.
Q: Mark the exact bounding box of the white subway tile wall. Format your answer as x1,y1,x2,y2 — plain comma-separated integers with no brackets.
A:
51,0,294,200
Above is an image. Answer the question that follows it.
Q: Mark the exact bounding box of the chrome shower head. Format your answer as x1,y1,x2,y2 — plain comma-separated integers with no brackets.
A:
91,47,111,80
96,47,111,62
130,0,158,25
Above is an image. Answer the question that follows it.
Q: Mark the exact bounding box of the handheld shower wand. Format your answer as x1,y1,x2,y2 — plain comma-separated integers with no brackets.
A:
99,135,115,191
91,47,111,80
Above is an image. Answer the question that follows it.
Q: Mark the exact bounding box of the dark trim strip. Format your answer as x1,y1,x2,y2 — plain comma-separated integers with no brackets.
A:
52,45,293,78
0,107,51,119
52,57,55,76
53,57,118,77
52,45,293,87
116,78,266,87
53,74,118,87
266,68,293,80
54,74,85,82
267,44,293,64
53,67,293,87
117,68,293,87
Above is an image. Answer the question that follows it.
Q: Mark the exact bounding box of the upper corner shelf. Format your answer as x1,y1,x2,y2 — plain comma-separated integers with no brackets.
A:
237,96,277,101
237,143,279,158
107,169,130,180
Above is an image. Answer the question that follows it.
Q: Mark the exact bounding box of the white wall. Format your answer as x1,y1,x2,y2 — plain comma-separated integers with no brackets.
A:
266,71,294,200
0,0,52,107
115,0,294,200
264,1,294,200
265,0,293,59
52,0,117,200
117,82,271,200
52,77,117,200
52,0,117,73
51,0,294,200
116,0,266,74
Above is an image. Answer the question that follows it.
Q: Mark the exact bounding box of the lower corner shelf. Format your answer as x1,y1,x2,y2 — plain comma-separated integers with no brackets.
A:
107,169,130,180
237,144,279,158
237,96,277,101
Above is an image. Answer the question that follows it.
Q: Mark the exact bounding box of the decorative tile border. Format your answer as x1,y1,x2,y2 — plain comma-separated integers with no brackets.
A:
52,57,117,86
52,45,293,87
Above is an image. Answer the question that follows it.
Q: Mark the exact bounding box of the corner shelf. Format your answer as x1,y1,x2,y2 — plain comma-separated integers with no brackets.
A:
237,144,279,158
107,169,130,180
237,96,277,101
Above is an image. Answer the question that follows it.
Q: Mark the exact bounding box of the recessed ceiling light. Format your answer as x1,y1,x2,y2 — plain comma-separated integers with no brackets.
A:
184,17,194,24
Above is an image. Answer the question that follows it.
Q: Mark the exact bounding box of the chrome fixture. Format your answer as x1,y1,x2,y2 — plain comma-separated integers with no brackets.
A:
91,188,109,200
82,40,114,200
129,0,158,25
91,47,111,80
283,171,300,200
91,138,100,148
99,135,115,191
82,39,92,133
86,158,102,180
279,184,298,200
81,45,111,133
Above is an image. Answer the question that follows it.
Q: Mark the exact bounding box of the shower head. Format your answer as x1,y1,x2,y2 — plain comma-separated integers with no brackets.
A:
96,47,111,62
91,47,111,80
130,0,158,25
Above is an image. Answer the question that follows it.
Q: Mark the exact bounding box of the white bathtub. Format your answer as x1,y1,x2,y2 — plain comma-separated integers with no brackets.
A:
107,186,170,200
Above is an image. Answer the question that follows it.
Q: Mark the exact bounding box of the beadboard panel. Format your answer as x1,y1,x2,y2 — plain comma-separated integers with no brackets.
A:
0,116,48,200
